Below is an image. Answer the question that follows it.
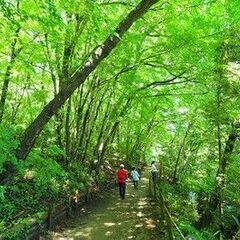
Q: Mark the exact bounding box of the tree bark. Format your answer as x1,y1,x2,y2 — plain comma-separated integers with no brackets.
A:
0,28,21,123
73,83,90,156
94,89,114,158
197,122,240,228
210,122,239,209
82,89,105,162
16,0,159,160
172,123,192,182
65,97,72,159
96,99,131,172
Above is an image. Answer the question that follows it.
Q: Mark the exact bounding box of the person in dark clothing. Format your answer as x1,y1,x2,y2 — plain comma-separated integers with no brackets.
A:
151,161,158,183
117,164,128,200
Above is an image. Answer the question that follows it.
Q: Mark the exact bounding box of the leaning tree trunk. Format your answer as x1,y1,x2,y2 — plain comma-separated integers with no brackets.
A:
16,0,159,160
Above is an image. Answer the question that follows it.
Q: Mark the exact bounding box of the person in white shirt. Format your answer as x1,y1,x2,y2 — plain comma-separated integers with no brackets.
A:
151,161,158,182
131,167,140,189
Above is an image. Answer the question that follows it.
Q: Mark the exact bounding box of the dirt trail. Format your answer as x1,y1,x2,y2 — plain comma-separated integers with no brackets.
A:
50,172,159,240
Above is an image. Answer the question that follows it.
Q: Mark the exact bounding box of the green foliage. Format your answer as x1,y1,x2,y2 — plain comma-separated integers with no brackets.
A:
0,0,240,238
21,153,69,211
178,222,214,240
224,154,240,204
0,126,19,173
0,213,44,239
66,162,91,194
0,148,90,237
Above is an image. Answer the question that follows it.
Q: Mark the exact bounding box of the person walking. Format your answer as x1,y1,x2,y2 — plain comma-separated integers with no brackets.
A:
117,164,128,200
151,161,158,183
131,167,140,189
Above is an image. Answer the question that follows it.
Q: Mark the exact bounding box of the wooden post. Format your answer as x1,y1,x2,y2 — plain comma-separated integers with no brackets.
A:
46,205,52,230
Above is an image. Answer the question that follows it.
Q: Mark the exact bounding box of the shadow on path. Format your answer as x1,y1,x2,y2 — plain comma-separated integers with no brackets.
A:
50,173,159,240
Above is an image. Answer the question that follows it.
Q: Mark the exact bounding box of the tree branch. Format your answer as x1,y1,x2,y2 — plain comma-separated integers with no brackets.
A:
16,0,160,160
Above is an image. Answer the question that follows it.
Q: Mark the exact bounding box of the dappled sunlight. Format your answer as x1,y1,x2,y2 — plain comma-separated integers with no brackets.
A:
141,177,149,184
144,218,156,229
139,197,147,201
106,207,115,210
105,231,113,236
75,231,91,237
70,227,93,238
103,222,116,227
80,207,87,213
138,200,147,205
137,211,145,217
129,194,136,198
52,171,158,239
135,223,144,228
137,197,148,210
55,238,73,240
138,201,147,206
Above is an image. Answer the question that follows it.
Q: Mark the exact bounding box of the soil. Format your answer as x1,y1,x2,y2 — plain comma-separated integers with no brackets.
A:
49,173,160,240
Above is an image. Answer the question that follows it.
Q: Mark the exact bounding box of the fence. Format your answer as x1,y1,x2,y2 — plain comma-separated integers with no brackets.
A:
149,175,185,240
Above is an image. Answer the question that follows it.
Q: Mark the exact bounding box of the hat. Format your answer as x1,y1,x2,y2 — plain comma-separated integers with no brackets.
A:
120,164,124,168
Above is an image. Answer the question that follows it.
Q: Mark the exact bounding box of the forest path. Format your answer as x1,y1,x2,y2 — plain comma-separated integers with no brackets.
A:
50,171,160,240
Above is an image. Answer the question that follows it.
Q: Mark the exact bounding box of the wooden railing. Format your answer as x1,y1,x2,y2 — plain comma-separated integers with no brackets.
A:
149,176,185,240
0,181,106,240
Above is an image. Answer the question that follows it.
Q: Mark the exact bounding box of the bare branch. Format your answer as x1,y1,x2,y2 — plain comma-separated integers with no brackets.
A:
138,71,186,90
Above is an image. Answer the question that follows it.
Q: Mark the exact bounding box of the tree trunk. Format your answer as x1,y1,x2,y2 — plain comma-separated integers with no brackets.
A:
94,90,113,158
16,0,159,160
172,123,192,182
82,90,105,162
197,122,239,228
0,28,21,123
96,99,131,172
73,84,89,157
210,122,239,210
65,97,72,159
